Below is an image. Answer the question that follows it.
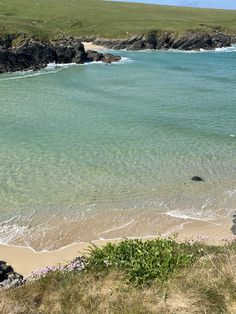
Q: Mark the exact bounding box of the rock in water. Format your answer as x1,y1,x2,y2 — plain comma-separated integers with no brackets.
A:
86,50,104,62
191,176,204,182
102,53,121,64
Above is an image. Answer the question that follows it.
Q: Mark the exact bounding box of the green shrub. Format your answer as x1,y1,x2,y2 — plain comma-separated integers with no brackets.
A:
87,239,199,285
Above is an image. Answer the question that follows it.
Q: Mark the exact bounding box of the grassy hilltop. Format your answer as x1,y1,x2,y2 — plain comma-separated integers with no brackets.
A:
0,0,236,39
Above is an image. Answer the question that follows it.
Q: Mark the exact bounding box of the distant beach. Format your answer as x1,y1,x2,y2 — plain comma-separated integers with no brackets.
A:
82,42,106,51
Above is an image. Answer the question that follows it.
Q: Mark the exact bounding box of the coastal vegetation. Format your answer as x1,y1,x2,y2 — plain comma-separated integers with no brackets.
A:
0,0,236,39
1,238,236,313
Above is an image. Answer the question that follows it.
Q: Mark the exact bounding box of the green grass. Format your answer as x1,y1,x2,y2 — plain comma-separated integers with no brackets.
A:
0,0,236,39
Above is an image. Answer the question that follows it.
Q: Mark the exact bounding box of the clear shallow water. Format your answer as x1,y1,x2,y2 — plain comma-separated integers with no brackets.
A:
0,48,236,250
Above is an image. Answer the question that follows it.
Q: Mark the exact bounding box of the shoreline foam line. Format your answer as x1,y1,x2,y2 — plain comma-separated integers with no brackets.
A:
0,57,132,81
0,220,235,277
165,211,222,225
98,219,135,236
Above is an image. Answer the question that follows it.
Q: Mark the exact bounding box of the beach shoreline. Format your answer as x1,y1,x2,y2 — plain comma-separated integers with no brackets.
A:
1,218,235,277
82,42,106,51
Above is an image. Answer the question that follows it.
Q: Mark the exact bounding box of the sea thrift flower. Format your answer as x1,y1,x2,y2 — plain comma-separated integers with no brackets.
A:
26,257,86,282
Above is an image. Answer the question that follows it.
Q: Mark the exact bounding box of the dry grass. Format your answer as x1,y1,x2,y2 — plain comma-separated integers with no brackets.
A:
1,245,236,313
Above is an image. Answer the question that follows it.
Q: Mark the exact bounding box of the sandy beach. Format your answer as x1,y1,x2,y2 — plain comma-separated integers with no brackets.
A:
82,42,106,51
1,218,235,277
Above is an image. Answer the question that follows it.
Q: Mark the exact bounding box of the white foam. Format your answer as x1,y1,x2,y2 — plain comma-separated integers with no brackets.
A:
0,57,133,82
83,56,133,65
114,57,134,64
225,189,236,197
214,45,236,53
161,221,190,237
165,210,220,225
0,65,66,81
99,219,134,235
45,62,76,70
166,45,236,54
0,223,29,245
0,215,18,225
201,198,216,210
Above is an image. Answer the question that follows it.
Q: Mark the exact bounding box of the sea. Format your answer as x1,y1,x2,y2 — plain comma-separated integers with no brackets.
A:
0,46,236,251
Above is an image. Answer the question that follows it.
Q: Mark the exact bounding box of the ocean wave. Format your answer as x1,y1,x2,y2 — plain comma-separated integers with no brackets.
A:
115,45,236,54
0,57,133,82
45,62,76,70
83,56,133,65
0,223,29,245
214,46,236,53
0,64,67,81
161,221,190,237
172,45,236,54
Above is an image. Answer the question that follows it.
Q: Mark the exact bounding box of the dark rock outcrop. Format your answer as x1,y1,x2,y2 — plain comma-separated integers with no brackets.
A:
51,37,87,63
171,30,232,50
0,261,24,289
0,36,121,74
14,40,57,65
231,214,236,235
86,50,104,62
0,49,40,73
102,53,121,63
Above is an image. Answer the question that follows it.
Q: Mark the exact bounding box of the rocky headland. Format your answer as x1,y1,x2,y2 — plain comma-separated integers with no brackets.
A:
0,35,121,74
0,28,235,74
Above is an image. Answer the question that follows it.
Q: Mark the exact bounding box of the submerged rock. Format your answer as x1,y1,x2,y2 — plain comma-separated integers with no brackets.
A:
86,50,104,62
102,53,121,63
191,176,204,182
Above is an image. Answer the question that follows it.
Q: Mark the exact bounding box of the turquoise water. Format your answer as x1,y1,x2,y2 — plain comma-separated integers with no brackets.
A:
0,47,236,250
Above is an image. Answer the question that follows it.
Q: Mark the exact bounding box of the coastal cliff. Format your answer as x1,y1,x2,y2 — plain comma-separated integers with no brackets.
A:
83,29,234,51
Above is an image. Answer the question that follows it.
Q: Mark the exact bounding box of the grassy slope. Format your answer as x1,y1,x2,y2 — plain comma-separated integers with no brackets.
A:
0,0,236,39
1,239,236,313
